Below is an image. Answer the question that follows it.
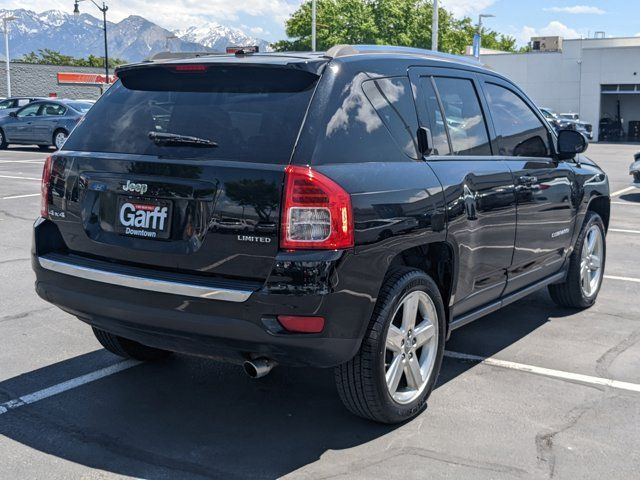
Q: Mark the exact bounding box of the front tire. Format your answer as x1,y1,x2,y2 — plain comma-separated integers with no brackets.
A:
335,268,445,424
548,211,606,308
92,327,172,361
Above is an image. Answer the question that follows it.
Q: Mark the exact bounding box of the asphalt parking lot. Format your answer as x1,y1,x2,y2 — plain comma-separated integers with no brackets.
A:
1,144,639,479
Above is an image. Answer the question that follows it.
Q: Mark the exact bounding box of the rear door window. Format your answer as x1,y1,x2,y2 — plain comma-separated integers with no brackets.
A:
362,77,420,159
433,77,491,156
484,83,550,157
63,65,319,164
42,103,66,116
417,78,450,155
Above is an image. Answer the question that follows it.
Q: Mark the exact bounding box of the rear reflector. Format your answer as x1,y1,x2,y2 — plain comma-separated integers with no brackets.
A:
277,315,325,333
41,155,53,218
281,165,353,250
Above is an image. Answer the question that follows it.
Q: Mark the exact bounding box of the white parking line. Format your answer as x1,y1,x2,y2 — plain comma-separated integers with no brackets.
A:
445,351,640,393
0,159,46,164
611,186,636,197
0,360,141,415
0,174,41,181
1,193,40,200
604,275,640,284
609,228,640,234
612,201,639,206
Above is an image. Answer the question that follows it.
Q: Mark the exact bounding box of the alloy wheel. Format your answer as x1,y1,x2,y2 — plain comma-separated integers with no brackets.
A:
384,290,439,404
580,224,604,298
55,132,67,149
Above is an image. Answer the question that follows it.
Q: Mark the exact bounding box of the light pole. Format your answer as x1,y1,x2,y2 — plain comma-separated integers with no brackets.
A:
311,0,317,52
432,0,438,51
3,15,15,97
166,35,178,52
476,13,495,58
74,0,110,83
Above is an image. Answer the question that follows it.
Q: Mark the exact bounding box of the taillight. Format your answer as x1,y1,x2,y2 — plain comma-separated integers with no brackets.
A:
281,165,354,250
40,155,53,218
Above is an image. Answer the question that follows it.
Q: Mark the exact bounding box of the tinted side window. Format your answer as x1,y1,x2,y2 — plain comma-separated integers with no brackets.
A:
43,103,66,116
313,73,417,164
484,83,550,157
418,78,450,155
17,104,41,117
362,77,419,159
433,77,491,156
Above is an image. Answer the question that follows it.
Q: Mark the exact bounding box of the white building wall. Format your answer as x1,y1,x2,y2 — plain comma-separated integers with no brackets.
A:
479,38,640,141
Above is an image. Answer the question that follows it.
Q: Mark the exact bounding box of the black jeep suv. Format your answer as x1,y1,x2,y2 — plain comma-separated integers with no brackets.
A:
33,45,610,423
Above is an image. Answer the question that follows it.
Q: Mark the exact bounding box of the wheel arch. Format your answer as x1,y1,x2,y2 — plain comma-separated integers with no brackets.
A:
386,241,456,325
586,194,610,232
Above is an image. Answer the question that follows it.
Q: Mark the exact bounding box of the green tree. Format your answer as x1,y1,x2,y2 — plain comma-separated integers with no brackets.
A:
19,49,127,68
273,0,517,55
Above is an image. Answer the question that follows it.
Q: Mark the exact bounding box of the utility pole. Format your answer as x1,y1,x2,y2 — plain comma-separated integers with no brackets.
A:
431,0,438,51
3,16,15,97
311,0,317,51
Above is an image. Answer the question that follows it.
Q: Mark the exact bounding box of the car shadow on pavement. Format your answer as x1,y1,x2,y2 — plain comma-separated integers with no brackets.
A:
0,290,574,479
619,193,640,203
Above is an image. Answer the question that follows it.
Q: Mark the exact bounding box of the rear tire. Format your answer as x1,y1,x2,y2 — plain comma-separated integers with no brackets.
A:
548,211,606,308
92,327,172,361
53,129,68,150
335,268,445,424
0,128,7,149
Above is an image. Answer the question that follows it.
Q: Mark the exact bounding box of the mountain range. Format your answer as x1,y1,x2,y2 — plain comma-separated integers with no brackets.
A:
0,9,271,63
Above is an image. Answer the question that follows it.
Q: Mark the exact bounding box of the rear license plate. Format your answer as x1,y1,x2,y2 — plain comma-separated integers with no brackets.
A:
115,196,172,240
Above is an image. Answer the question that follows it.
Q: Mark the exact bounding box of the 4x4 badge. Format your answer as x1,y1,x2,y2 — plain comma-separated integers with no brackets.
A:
122,180,148,195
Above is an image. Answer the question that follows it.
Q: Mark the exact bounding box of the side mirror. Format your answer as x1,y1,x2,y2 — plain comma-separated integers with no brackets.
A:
8,111,17,117
557,129,588,160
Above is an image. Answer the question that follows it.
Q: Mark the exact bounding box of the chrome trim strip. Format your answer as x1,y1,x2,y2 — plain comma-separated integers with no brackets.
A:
38,256,253,302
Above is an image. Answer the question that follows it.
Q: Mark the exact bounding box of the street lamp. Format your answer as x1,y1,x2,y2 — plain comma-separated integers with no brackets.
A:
2,15,16,97
311,0,316,51
166,35,178,52
432,0,439,51
476,13,495,58
74,0,110,83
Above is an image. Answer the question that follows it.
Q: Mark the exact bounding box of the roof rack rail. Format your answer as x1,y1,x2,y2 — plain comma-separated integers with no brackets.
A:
325,44,483,66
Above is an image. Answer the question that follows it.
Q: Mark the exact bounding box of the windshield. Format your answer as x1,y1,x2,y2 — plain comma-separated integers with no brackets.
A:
63,66,318,163
0,100,12,109
68,101,94,113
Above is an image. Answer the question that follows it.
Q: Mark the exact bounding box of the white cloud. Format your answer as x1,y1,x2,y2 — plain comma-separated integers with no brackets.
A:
517,20,583,44
544,5,606,15
439,0,498,18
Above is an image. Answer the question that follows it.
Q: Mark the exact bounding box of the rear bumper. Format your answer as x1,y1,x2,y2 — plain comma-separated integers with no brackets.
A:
32,220,374,368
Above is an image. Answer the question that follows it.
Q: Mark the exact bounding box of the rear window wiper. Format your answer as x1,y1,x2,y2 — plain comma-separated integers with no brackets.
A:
148,131,218,148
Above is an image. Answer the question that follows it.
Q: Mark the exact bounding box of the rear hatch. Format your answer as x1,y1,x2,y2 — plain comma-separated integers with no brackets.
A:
44,59,322,282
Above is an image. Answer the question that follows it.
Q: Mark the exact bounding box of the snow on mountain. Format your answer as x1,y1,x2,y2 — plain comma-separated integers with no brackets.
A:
176,24,271,53
0,8,271,63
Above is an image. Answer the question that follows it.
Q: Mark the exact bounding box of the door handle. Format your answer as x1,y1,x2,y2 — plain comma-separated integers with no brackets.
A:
518,175,538,185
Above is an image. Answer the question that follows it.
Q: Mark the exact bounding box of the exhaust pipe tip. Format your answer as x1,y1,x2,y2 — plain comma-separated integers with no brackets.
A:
243,358,275,379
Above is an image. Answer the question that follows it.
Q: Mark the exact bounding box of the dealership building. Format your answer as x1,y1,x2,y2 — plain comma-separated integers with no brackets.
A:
480,36,640,142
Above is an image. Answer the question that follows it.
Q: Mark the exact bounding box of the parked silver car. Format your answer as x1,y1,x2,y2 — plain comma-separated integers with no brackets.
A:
0,97,45,117
0,99,93,150
631,152,640,188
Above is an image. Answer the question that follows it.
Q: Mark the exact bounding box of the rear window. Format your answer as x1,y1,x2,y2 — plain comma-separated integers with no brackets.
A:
68,101,94,113
64,65,318,163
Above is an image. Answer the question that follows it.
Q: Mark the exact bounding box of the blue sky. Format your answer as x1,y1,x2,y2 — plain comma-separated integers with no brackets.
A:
2,1,637,43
